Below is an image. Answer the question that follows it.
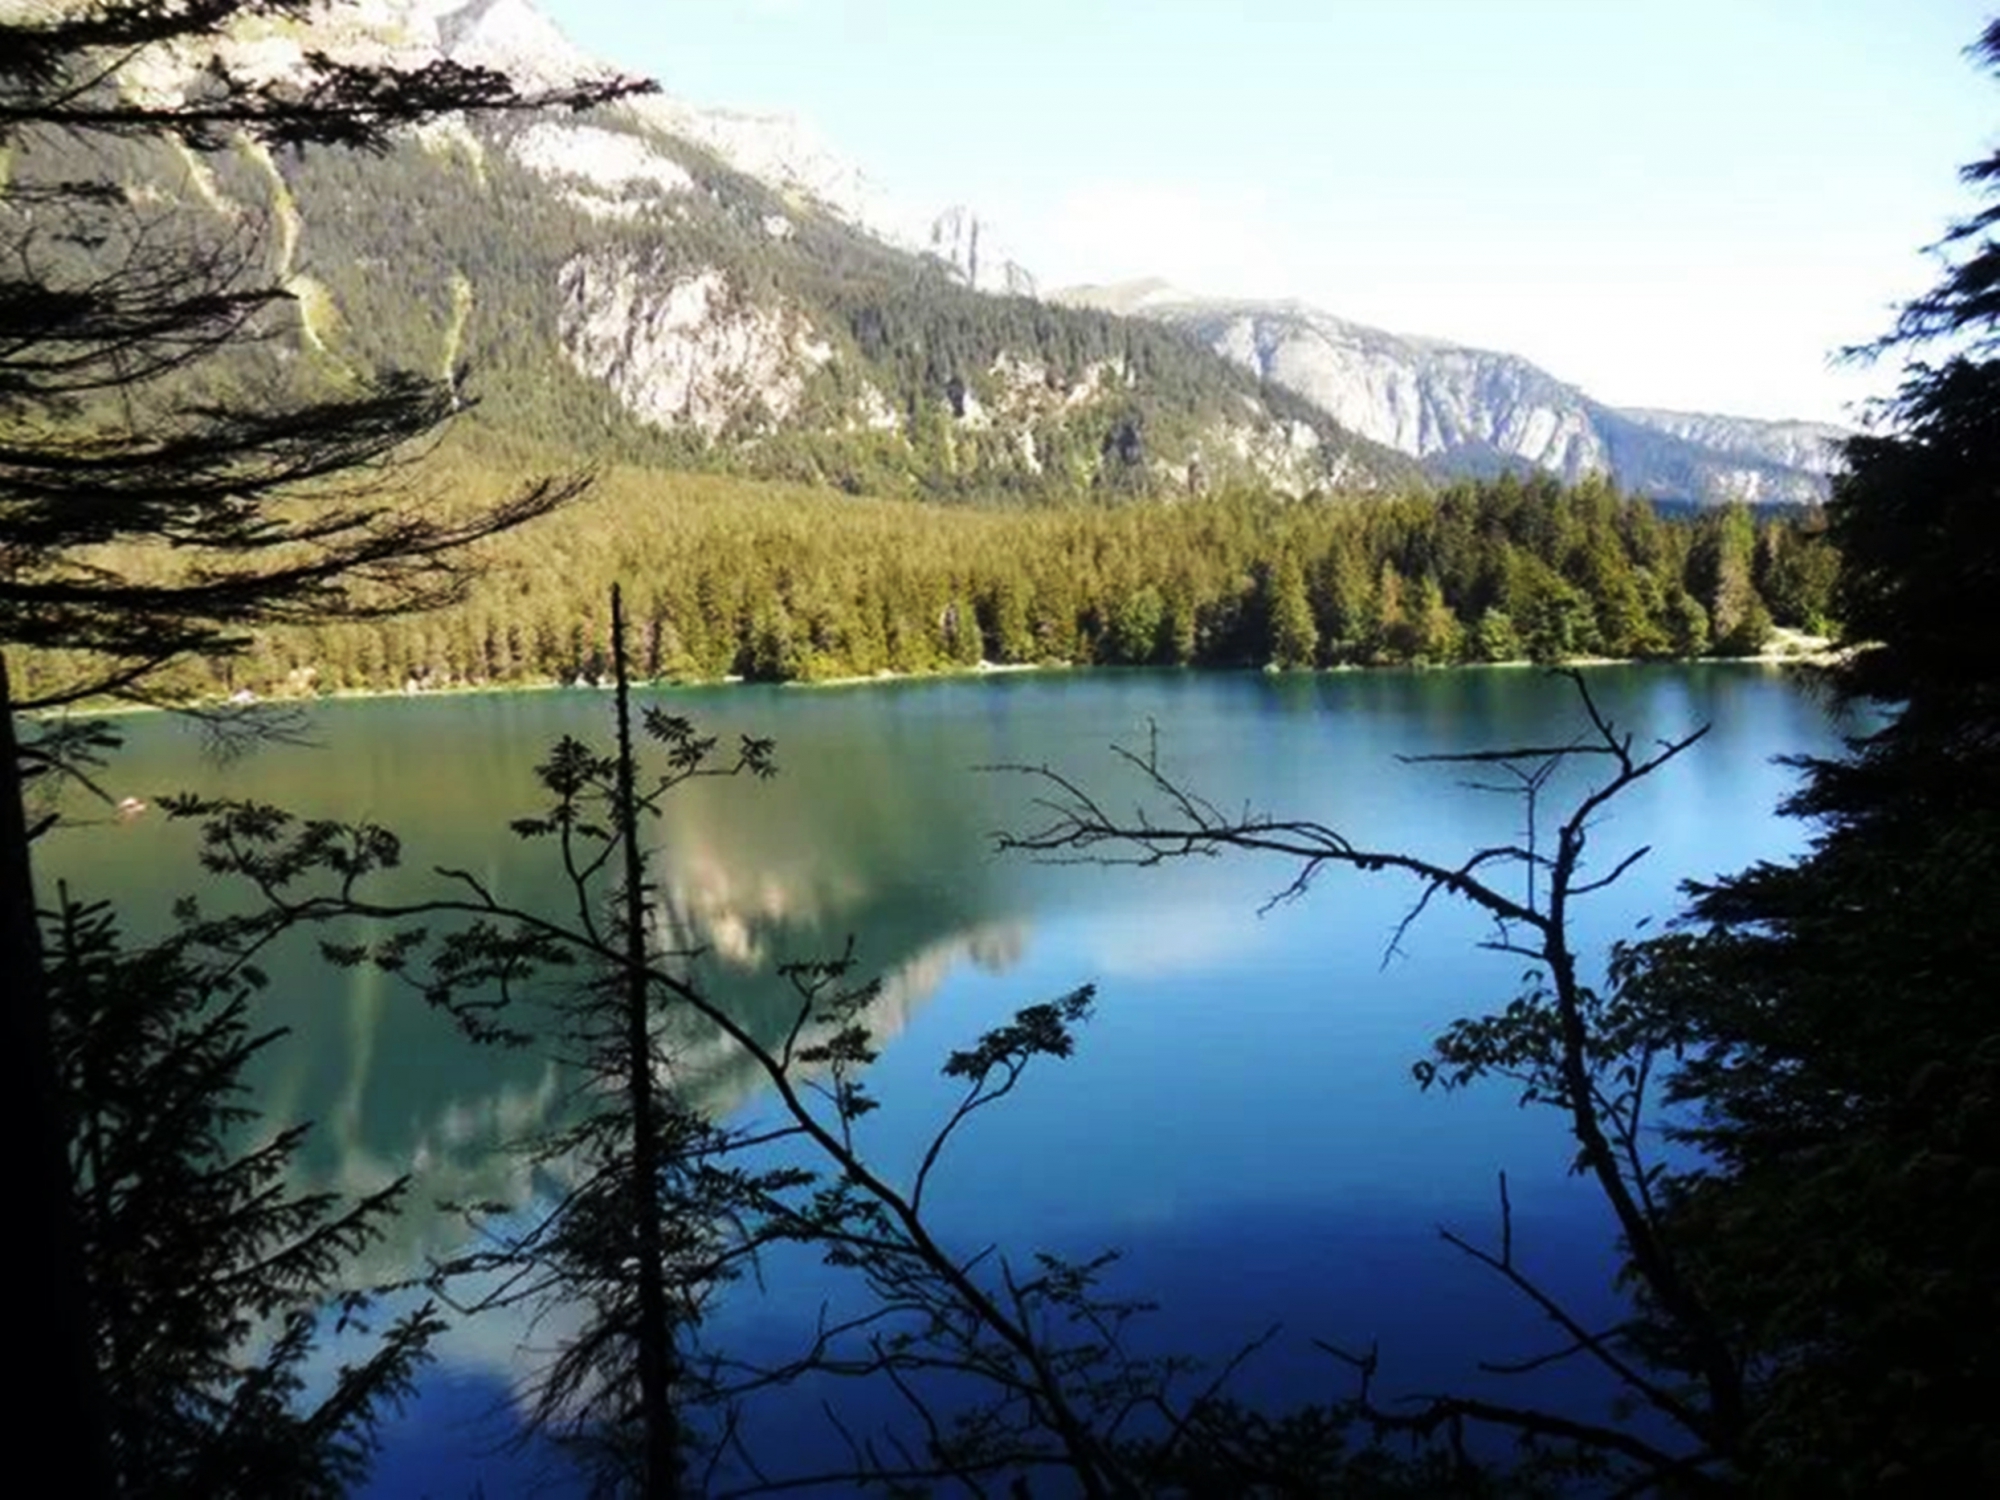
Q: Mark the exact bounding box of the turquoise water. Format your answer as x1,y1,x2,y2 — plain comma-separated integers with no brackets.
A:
38,664,1856,1492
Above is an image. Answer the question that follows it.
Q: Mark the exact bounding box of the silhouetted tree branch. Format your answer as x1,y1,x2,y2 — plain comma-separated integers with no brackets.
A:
159,598,1453,1495
1,4,651,1489
1,0,651,706
994,668,1745,1491
45,876,448,1498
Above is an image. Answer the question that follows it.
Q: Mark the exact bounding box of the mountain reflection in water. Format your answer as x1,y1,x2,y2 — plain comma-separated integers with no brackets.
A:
33,668,1861,1495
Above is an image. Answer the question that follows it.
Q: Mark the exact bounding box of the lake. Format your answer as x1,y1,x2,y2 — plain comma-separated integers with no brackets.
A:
37,664,1858,1493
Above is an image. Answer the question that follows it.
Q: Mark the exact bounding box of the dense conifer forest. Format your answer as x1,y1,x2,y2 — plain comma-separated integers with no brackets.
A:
12,464,1838,706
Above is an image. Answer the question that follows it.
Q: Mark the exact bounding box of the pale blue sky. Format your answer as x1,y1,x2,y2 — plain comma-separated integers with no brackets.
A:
539,1,1996,424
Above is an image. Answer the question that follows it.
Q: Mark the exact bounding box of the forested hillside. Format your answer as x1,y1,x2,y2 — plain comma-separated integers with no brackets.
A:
1,66,1419,502
11,470,1836,704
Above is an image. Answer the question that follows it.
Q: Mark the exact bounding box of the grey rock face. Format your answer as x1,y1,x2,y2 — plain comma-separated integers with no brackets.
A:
1615,408,1846,477
557,259,832,439
1061,284,1846,505
923,206,1038,297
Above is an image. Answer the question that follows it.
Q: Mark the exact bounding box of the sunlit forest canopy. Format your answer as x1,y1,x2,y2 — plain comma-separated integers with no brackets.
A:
11,462,1838,705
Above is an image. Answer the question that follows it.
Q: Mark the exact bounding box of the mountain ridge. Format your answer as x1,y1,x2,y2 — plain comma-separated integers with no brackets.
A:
3,0,1424,499
7,0,1837,506
1056,281,1848,505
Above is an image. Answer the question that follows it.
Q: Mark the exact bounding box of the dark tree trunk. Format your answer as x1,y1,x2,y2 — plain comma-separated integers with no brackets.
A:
611,588,682,1498
0,658,115,1497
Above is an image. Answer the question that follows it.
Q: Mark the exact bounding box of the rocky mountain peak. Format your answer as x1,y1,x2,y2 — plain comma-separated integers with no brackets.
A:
436,0,594,89
924,206,1037,297
1058,287,1849,505
10,0,1831,505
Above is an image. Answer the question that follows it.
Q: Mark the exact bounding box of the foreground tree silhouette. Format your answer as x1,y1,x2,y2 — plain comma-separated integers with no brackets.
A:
2,3,645,1485
47,886,444,1498
0,1,644,708
996,22,2000,1492
996,672,1745,1491
407,585,784,1498
1605,18,2000,1493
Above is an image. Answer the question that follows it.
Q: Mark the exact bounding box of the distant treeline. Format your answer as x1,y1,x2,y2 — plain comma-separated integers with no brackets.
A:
14,469,1839,704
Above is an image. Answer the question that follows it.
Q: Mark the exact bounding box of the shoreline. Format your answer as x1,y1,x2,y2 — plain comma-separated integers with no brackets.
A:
34,636,1844,720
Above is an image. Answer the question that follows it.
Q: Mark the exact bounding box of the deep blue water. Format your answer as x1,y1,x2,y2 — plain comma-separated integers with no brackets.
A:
40,664,1859,1494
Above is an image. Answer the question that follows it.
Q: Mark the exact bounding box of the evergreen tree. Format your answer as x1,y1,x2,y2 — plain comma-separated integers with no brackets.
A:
1411,574,1462,663
1755,515,1841,634
1618,20,2000,1491
1470,606,1523,663
0,5,644,1487
1265,555,1320,669
0,1,642,709
48,889,442,1499
1688,504,1765,655
421,588,782,1496
1368,558,1410,662
1666,586,1713,657
977,574,1037,665
1103,583,1167,665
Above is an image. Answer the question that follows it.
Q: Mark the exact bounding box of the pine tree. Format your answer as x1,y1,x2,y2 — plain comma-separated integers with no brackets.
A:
1617,20,2000,1490
1,6,646,1487
48,888,443,1499
0,1,644,709
1265,555,1320,669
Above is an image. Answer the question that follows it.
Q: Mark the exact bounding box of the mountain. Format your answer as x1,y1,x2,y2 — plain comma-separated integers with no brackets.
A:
1056,282,1848,506
17,0,1829,507
4,0,1418,501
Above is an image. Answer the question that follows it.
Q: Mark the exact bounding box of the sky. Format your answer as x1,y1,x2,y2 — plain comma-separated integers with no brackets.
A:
537,1,1997,425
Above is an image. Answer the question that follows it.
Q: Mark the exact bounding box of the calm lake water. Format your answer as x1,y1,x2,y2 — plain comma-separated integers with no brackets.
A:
39,665,1858,1493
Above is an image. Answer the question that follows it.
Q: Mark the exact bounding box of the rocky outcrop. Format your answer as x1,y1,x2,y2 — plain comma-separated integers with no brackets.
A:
631,94,900,229
557,259,832,438
1616,408,1846,477
508,120,693,219
1062,283,1846,505
923,206,1038,297
435,0,597,89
